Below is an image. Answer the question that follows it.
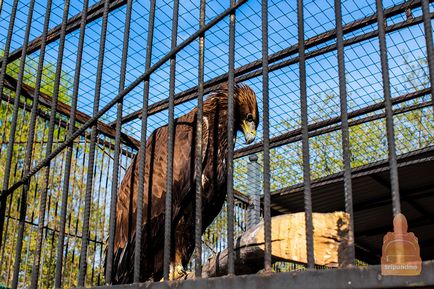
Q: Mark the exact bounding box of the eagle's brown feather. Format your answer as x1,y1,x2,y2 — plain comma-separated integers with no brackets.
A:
111,83,258,283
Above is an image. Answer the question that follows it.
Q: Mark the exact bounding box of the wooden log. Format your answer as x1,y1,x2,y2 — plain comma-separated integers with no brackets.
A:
188,211,349,278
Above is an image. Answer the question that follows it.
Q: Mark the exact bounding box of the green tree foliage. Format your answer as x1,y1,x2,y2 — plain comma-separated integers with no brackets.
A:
201,56,434,271
233,57,434,197
1,47,433,286
0,52,116,288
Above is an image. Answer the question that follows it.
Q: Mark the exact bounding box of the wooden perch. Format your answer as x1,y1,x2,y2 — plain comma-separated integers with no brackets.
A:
188,211,349,278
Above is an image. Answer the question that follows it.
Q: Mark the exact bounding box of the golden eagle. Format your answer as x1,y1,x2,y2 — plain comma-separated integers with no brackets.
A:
111,83,259,283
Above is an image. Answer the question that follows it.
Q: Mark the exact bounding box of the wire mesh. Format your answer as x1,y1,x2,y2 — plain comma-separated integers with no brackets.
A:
0,0,433,287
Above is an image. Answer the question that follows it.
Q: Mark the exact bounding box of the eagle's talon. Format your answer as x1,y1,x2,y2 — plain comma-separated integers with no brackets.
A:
178,267,189,279
158,265,189,282
171,264,189,280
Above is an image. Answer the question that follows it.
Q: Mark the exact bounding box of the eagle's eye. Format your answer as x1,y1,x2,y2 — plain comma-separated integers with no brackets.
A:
246,113,253,122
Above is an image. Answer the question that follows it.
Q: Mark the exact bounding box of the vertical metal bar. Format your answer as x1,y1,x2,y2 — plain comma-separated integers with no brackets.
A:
3,1,248,199
63,214,72,286
0,0,18,109
78,0,111,285
134,0,156,283
5,193,18,287
376,0,401,215
421,0,434,113
262,0,271,273
91,140,104,285
0,184,13,268
40,0,72,265
47,136,65,286
195,0,206,279
106,0,133,283
334,0,355,267
53,1,89,287
227,0,236,276
100,146,110,286
23,223,34,286
27,0,54,286
62,145,79,287
0,93,12,157
0,0,20,251
247,155,260,229
164,0,180,280
70,135,87,287
29,0,70,280
7,0,36,287
297,0,315,268
4,105,26,282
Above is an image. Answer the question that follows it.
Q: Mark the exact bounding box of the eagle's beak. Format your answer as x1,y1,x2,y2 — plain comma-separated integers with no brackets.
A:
241,120,256,144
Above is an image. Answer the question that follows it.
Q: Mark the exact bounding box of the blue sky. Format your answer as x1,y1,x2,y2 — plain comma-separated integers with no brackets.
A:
0,0,432,186
0,2,433,274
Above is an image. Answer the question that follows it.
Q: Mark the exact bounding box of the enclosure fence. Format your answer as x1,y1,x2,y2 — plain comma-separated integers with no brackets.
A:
0,0,434,288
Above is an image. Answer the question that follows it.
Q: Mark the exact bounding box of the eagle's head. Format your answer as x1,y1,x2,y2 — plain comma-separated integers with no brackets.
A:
210,82,260,144
233,83,259,144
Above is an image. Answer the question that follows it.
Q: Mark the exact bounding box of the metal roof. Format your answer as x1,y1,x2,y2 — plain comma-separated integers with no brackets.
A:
270,146,434,264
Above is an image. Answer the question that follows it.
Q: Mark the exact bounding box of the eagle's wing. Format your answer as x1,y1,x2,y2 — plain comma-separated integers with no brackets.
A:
112,110,210,283
169,113,210,221
193,116,209,181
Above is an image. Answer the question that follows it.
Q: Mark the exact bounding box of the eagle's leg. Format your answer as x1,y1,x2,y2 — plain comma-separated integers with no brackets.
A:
169,251,189,280
159,253,188,281
169,263,188,280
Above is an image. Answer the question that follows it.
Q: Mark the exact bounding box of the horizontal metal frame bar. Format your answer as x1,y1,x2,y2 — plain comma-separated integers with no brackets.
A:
235,84,431,159
233,10,433,158
0,0,127,68
354,182,434,214
3,73,139,149
354,240,380,264
291,179,434,239
358,214,432,237
369,173,434,224
269,151,434,240
82,261,434,289
1,0,249,200
273,147,434,198
1,88,250,202
0,0,432,286
0,92,134,157
261,98,433,164
2,213,104,246
114,0,432,127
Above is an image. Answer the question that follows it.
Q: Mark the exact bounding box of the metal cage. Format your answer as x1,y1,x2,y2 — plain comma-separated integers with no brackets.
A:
0,0,434,288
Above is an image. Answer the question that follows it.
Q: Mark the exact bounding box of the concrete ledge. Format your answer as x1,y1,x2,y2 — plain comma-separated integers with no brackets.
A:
82,261,434,289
